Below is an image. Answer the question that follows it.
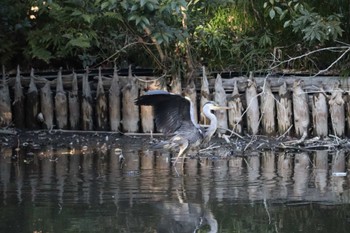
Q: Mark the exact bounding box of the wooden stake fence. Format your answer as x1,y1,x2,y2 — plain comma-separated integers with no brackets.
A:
1,65,350,139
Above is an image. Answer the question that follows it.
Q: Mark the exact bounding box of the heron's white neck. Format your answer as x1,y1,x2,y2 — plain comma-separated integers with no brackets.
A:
202,105,218,141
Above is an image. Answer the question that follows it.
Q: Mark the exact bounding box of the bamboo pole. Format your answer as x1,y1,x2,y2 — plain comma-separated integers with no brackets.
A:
292,80,309,138
245,77,260,135
13,65,25,128
55,68,68,129
276,82,292,136
122,65,139,132
311,91,328,137
82,69,93,130
200,66,210,125
260,80,276,135
40,81,54,130
68,72,80,129
228,80,243,134
25,68,39,129
96,67,108,130
0,66,12,127
109,66,121,132
329,84,345,137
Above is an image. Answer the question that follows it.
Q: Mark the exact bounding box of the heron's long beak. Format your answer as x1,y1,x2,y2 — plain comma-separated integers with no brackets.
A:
212,106,232,110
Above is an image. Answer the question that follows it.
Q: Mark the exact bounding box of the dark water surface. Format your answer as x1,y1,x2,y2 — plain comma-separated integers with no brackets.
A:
1,142,350,233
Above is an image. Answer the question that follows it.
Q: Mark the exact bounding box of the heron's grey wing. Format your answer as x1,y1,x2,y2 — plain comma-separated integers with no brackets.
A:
135,92,193,134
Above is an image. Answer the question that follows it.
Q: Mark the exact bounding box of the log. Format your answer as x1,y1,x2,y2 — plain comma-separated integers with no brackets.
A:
0,66,12,127
276,82,292,135
260,80,276,135
40,81,54,130
82,71,93,130
68,72,80,129
228,80,243,134
214,74,228,134
292,80,309,138
25,69,39,129
96,67,108,130
122,66,139,132
329,84,345,137
109,66,121,132
200,66,210,125
311,91,328,137
13,65,25,128
245,77,260,135
55,68,68,129
184,79,198,123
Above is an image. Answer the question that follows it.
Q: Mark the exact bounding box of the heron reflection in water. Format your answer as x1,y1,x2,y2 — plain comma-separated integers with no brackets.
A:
135,90,230,165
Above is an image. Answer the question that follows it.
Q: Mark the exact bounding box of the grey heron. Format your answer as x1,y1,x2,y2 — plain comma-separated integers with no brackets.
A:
135,90,230,165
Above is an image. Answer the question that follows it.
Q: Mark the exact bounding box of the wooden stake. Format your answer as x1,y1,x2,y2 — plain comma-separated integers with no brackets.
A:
82,69,93,130
312,91,328,137
170,70,182,94
13,65,25,128
40,81,54,130
200,66,210,125
228,80,243,134
55,68,68,129
184,79,198,123
329,84,345,137
214,74,228,134
276,82,292,136
109,66,121,132
122,65,139,132
68,72,80,129
260,80,276,135
25,68,39,129
292,80,309,137
140,80,159,133
0,65,12,127
96,67,108,130
245,76,260,135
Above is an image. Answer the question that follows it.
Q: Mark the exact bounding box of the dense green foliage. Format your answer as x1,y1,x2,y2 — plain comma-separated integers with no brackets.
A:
1,0,349,74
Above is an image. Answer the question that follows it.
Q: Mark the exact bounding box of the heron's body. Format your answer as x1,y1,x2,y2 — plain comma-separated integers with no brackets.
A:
135,90,226,164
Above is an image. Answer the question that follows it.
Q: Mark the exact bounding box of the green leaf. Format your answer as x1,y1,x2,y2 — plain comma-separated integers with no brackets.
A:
283,20,291,28
269,8,275,19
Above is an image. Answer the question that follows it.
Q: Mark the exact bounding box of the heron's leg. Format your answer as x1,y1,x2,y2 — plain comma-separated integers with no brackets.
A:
173,139,189,166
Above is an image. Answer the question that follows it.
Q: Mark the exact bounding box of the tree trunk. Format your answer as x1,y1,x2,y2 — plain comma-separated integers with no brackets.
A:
82,71,93,130
122,66,139,132
329,85,345,137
